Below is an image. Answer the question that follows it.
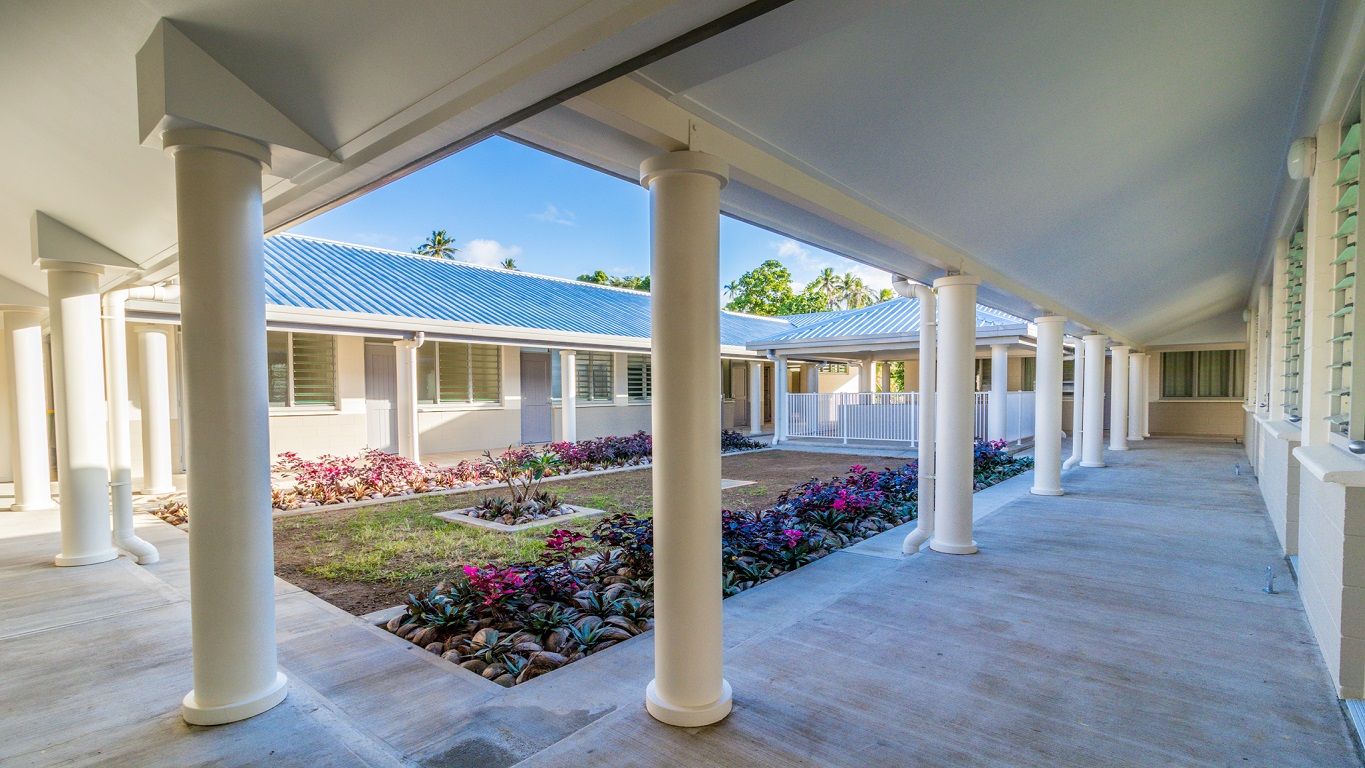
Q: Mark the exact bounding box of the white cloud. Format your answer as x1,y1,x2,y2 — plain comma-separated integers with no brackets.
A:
462,239,523,267
530,203,577,226
771,238,889,291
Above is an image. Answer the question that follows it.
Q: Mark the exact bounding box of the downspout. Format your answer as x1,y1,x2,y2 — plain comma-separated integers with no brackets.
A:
895,277,936,554
103,289,160,564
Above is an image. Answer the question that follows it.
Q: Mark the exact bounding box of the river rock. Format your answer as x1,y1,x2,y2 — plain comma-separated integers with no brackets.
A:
460,659,487,675
493,674,515,688
425,642,444,654
529,651,567,670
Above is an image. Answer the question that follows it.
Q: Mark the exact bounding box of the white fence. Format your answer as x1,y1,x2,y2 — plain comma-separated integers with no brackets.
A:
787,392,920,445
787,391,1035,446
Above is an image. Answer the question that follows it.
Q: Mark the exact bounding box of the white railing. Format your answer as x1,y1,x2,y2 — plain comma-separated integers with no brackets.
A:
1004,391,1036,444
786,390,1035,446
786,392,919,445
974,392,989,441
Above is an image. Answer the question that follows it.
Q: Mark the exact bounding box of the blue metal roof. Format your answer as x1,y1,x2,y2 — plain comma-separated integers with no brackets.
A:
264,234,791,346
750,296,1027,345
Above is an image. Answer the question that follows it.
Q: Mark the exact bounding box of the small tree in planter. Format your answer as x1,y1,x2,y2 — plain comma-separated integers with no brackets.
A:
465,449,569,525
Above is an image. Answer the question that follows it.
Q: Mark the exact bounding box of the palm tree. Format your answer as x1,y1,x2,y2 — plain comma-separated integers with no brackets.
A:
500,257,517,270
414,230,459,259
838,273,875,309
723,280,740,298
810,267,840,307
877,288,895,303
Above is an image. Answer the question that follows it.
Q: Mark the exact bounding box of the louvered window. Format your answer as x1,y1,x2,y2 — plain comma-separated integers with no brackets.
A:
1329,120,1359,435
266,331,337,408
576,352,613,401
1285,227,1306,420
627,354,652,401
418,342,502,404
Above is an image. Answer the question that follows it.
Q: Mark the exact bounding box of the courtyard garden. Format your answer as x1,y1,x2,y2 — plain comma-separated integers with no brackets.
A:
267,437,1033,688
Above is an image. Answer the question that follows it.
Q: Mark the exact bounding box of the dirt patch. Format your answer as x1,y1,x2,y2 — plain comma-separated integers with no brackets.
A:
273,449,902,616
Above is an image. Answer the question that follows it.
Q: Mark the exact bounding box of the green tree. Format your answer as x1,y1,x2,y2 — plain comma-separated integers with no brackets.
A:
500,258,517,270
837,273,875,309
877,288,895,303
810,267,840,307
724,260,803,315
576,271,650,291
414,229,459,259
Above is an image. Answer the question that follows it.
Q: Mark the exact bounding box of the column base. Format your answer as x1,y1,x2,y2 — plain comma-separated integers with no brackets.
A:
1080,461,1106,468
929,538,978,555
11,501,57,512
53,548,119,567
1030,487,1064,497
139,487,178,495
645,679,732,727
1109,446,1129,452
183,672,288,726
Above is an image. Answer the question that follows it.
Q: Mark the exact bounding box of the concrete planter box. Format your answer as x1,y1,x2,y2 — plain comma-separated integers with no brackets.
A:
434,504,608,532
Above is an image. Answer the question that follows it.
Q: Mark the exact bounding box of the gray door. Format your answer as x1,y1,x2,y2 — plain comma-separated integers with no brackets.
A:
521,350,552,443
365,342,398,453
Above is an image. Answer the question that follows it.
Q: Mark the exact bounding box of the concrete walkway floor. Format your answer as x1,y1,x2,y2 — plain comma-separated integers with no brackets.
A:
0,439,1359,766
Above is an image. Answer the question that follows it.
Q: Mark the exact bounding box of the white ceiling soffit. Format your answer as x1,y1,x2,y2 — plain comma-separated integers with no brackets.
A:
0,0,760,295
510,0,1337,346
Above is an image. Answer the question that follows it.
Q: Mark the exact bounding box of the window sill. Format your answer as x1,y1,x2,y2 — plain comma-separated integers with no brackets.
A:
552,400,616,408
1156,398,1244,403
1293,443,1365,486
1253,414,1302,442
418,403,503,413
269,407,341,416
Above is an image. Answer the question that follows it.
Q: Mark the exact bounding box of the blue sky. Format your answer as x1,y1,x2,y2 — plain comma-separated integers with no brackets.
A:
287,136,886,293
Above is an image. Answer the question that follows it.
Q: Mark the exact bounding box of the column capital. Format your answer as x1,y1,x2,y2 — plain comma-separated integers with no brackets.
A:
134,323,172,336
933,274,980,289
640,151,729,190
162,127,271,168
1034,315,1068,326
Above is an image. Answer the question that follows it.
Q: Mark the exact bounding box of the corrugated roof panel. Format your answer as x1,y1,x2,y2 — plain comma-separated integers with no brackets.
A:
750,296,1027,344
264,234,790,346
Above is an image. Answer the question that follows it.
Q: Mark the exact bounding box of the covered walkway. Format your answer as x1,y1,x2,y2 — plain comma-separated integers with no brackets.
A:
0,440,1356,766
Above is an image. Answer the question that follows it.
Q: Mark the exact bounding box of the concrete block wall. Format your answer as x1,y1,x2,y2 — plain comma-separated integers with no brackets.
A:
1296,469,1365,699
1256,427,1300,556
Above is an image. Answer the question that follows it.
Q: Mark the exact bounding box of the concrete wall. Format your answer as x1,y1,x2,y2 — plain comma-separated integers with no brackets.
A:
1296,468,1365,698
1256,424,1300,556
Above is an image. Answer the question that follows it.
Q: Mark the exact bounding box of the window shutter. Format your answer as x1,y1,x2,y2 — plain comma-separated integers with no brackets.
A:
439,342,472,403
470,344,501,402
1285,227,1305,420
289,333,336,407
628,354,651,400
1330,121,1359,434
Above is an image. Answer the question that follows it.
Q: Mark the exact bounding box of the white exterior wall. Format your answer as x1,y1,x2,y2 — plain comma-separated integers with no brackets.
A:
266,335,367,458
422,345,522,453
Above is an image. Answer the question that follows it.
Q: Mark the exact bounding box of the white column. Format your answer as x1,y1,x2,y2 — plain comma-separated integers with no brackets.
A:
773,356,788,445
931,274,981,555
103,292,158,564
559,349,577,444
1109,345,1130,451
879,361,892,393
1127,352,1144,442
165,127,286,725
640,150,732,727
4,309,55,511
748,361,763,434
136,326,176,493
988,343,1008,441
859,359,875,393
803,362,819,393
1031,316,1066,496
1140,352,1151,437
1081,334,1108,467
1064,339,1085,469
42,263,117,566
394,338,420,461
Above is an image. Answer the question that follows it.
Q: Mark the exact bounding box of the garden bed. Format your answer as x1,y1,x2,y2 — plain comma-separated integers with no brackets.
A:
270,440,1031,689
373,439,1031,687
434,505,607,532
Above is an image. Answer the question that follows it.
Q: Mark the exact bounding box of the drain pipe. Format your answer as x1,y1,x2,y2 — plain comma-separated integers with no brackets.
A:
103,288,163,564
895,276,937,554
1062,336,1084,470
